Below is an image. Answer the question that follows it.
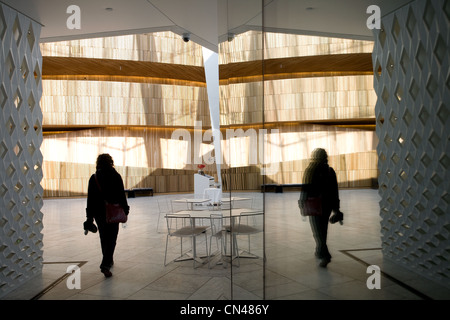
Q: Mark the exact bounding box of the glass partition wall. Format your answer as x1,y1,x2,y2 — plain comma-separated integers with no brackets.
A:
220,1,376,300
37,0,377,301
219,2,265,300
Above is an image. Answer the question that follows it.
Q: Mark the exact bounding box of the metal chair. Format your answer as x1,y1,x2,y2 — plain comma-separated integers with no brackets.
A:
208,213,226,268
164,214,209,268
156,198,170,233
225,211,263,266
170,198,189,213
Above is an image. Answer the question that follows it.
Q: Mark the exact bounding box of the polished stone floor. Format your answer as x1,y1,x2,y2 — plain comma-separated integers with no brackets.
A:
2,189,450,300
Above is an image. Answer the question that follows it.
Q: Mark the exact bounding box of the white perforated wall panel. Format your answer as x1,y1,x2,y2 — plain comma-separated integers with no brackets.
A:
373,0,450,287
0,3,43,297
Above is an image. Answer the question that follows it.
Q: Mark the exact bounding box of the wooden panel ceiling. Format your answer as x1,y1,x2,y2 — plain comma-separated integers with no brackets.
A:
221,53,374,83
42,57,206,85
42,53,373,85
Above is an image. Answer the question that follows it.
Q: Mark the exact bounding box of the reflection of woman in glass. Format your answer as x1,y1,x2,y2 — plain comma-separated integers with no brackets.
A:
303,148,342,267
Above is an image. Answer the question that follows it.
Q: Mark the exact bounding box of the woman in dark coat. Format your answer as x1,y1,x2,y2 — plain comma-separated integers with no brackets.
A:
85,154,129,277
302,148,342,267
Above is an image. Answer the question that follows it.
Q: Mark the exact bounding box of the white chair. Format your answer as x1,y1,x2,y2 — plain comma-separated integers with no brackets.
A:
251,195,263,210
170,199,189,213
164,214,209,268
208,213,226,268
156,198,170,233
225,211,263,266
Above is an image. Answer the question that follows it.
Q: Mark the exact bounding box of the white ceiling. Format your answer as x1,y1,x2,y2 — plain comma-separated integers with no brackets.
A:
1,0,412,51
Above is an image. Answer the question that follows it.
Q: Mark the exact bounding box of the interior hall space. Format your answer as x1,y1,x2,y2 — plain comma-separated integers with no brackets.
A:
0,0,449,305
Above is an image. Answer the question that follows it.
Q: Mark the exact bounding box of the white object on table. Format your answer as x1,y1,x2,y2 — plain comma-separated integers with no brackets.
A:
194,173,214,197
203,188,222,207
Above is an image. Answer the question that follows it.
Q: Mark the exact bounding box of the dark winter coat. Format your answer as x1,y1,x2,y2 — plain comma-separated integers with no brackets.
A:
86,167,129,222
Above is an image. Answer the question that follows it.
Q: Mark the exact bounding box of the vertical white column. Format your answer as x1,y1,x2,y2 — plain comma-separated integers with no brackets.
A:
373,0,449,288
0,3,43,297
202,47,222,190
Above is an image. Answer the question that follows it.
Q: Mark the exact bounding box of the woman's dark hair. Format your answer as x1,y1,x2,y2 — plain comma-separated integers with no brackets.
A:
311,148,328,164
303,148,328,184
96,153,114,170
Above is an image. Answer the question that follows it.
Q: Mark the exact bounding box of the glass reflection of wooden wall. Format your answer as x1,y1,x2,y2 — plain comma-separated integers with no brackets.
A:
40,31,378,197
41,124,377,197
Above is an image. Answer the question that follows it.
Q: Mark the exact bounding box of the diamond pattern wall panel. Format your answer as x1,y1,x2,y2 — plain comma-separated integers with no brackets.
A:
0,4,43,297
373,0,450,288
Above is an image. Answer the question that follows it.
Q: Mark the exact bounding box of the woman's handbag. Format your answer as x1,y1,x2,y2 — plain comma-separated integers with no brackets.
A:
298,191,322,217
301,196,323,216
94,174,128,224
104,203,128,224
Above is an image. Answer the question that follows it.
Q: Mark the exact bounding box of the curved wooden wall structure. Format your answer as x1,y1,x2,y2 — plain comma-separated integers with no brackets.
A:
39,31,378,197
